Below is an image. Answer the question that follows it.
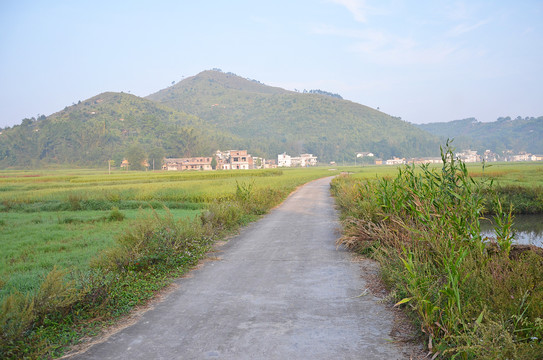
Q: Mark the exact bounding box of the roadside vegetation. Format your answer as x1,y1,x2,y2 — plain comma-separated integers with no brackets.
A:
0,167,336,359
331,145,543,359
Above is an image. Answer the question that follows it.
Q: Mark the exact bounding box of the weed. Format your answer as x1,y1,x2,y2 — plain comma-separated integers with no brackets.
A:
493,200,515,256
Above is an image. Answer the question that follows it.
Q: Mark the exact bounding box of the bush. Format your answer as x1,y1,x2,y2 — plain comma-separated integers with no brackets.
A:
94,209,212,273
107,207,125,222
0,267,82,359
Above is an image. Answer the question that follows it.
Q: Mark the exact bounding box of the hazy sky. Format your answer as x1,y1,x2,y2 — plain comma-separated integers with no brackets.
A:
1,0,542,128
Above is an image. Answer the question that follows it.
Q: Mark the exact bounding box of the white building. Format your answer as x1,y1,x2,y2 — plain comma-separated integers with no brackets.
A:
510,152,531,162
356,152,374,158
300,154,318,167
385,157,405,165
278,153,317,167
455,150,480,163
278,153,292,167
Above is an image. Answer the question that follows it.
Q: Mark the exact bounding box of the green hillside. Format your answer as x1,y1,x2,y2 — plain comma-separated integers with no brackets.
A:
147,70,441,162
416,117,543,154
0,92,237,168
1,70,444,169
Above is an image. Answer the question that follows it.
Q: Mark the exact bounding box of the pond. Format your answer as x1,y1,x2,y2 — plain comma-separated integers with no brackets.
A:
481,214,543,248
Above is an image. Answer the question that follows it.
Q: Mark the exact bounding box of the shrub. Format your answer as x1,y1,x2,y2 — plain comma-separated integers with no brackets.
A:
201,202,244,232
107,207,125,222
94,210,212,273
68,194,83,211
0,267,82,359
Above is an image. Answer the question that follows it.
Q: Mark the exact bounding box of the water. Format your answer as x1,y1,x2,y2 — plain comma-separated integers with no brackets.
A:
480,214,543,248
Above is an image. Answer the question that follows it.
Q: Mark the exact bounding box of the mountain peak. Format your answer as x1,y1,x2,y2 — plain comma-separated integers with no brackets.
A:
148,70,288,102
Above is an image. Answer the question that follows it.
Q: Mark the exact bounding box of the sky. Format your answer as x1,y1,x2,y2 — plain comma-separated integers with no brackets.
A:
1,0,542,128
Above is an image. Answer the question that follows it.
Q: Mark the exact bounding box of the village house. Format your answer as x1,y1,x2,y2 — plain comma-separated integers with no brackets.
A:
409,157,442,165
278,153,292,167
162,157,213,171
300,154,318,167
278,153,318,167
483,150,499,162
455,150,480,163
385,157,405,165
510,152,531,162
216,150,254,170
531,154,543,161
252,157,277,169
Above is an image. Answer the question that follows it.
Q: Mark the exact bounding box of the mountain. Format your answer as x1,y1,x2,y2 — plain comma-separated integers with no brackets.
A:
416,117,543,154
147,70,441,162
1,70,442,168
0,92,237,167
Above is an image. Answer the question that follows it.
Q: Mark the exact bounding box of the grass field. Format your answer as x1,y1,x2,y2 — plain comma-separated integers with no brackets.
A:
336,161,543,185
1,166,339,358
2,162,537,301
0,208,200,299
0,167,336,300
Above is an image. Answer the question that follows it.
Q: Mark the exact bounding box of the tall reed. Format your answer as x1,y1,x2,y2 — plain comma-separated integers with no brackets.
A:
332,142,543,359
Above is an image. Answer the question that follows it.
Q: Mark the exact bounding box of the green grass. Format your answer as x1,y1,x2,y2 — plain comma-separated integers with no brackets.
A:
0,208,200,300
333,162,543,214
334,161,543,185
466,161,543,186
0,168,332,205
0,167,336,300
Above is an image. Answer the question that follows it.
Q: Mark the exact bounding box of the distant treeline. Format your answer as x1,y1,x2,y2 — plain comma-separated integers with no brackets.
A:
416,116,543,155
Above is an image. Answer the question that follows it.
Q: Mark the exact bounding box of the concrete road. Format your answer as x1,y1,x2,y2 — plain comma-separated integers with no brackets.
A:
70,177,411,359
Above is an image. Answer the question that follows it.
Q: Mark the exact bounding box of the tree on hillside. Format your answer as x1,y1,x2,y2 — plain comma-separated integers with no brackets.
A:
125,144,146,171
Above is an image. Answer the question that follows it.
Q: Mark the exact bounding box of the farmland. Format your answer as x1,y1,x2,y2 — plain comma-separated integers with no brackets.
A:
1,161,541,358
0,167,337,358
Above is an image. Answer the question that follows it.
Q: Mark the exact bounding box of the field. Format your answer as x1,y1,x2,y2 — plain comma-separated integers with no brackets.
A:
0,167,338,297
0,166,337,358
339,161,543,214
338,161,543,185
1,162,541,358
0,208,200,299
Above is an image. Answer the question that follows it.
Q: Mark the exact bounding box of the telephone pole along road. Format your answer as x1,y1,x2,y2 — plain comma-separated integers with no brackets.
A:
71,176,412,359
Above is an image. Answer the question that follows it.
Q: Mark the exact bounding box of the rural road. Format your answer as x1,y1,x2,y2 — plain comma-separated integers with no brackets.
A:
70,177,415,359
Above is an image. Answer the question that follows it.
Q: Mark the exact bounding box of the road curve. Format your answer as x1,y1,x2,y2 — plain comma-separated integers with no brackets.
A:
70,177,409,359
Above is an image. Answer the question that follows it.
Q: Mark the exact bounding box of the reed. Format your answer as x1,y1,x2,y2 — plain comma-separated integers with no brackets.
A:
331,143,543,359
